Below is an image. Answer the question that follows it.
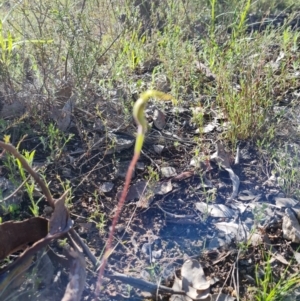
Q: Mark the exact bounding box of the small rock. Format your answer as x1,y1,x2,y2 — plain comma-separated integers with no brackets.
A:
152,249,162,260
109,132,135,152
153,144,164,154
161,166,177,178
282,208,300,243
62,168,72,177
250,233,263,246
195,202,234,218
136,162,145,170
118,181,147,202
141,242,152,256
0,99,26,119
115,161,135,179
100,182,114,193
155,74,171,92
293,251,300,264
190,157,206,170
93,118,105,132
153,109,166,130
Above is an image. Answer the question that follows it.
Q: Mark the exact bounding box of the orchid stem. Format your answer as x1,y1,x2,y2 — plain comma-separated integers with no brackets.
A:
95,90,174,297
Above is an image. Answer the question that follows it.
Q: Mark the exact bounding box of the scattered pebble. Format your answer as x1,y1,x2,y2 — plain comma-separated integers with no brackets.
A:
161,166,177,178
153,144,164,154
100,182,114,193
282,208,300,243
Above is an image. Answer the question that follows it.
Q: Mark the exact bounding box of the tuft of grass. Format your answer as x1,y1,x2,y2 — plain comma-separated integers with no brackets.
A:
251,252,300,301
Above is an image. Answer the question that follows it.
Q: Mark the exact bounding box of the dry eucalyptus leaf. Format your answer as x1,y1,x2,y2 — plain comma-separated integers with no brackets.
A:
210,142,240,199
275,197,299,208
203,122,216,133
49,193,73,235
210,141,230,169
0,218,48,299
52,95,75,132
62,249,86,301
181,259,210,300
0,217,48,260
0,254,33,300
170,276,185,301
195,202,234,218
107,132,135,153
0,204,73,300
154,180,172,195
215,221,249,243
226,168,240,200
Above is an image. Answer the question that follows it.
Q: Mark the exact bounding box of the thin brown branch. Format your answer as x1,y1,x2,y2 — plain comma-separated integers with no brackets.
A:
68,229,97,267
0,142,55,208
1,174,30,202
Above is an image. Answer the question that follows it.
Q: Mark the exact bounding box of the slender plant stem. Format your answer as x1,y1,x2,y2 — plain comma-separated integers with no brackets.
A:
94,90,173,298
95,152,139,295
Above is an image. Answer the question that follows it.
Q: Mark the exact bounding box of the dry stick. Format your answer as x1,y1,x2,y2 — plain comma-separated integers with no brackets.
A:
1,174,30,202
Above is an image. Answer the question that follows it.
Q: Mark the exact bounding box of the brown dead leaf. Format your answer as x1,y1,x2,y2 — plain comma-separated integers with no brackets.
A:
0,193,74,299
211,141,231,169
62,249,86,301
51,94,75,132
49,192,73,235
55,81,73,101
210,141,240,199
0,217,48,260
173,171,195,181
0,217,48,299
195,61,216,81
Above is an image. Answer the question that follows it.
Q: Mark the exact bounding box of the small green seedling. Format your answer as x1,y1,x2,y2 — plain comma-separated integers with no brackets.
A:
95,90,175,295
16,149,42,217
